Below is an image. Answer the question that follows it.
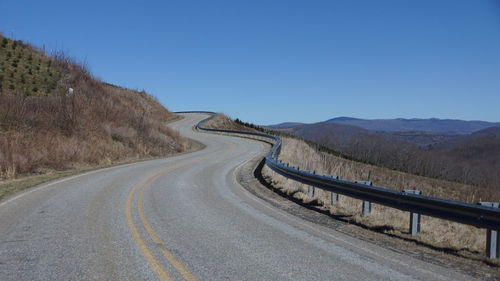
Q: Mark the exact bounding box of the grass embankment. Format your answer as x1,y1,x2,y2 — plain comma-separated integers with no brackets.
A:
262,137,495,260
206,115,498,262
0,34,197,198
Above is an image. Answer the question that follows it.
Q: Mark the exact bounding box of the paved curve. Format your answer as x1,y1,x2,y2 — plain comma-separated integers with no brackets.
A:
0,113,475,281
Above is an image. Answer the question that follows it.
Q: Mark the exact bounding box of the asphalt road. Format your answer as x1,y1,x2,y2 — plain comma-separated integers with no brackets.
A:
0,113,476,281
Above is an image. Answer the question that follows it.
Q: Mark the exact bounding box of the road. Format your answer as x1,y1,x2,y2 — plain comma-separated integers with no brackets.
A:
0,113,475,280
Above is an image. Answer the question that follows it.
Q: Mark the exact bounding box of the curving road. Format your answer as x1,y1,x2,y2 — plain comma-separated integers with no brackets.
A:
0,113,475,281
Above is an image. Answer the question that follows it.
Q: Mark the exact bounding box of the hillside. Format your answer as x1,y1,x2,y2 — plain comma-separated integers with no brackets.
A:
0,34,194,181
0,36,61,96
270,117,500,192
283,122,373,144
431,126,500,149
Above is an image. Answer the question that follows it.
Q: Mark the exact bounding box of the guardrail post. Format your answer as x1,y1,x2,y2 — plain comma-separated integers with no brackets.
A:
479,202,500,259
329,175,339,205
356,181,372,216
307,170,317,198
362,201,371,217
331,192,339,204
404,190,422,235
308,186,315,197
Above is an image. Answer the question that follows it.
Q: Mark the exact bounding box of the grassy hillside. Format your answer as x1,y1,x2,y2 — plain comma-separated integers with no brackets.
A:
0,34,194,182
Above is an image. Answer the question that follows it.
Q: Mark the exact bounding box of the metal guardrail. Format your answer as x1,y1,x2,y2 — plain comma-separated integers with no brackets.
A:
178,111,500,258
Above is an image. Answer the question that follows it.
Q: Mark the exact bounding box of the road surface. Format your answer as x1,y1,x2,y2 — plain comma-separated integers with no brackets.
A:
0,113,475,280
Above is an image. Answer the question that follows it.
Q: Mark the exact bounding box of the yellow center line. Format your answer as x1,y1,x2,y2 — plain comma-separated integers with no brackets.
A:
125,139,237,281
126,176,173,281
138,175,198,281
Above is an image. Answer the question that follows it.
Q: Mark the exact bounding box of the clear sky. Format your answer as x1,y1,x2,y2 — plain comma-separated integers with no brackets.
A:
1,0,499,124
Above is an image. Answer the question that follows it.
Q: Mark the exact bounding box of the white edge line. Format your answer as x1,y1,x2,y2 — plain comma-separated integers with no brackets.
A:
0,162,139,209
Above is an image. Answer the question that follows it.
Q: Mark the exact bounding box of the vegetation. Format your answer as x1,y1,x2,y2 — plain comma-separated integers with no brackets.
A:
203,114,259,132
234,118,261,131
301,129,500,194
0,34,194,183
271,120,500,195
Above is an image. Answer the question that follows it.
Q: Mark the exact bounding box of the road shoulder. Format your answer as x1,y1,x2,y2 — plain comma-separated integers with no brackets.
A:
236,152,500,281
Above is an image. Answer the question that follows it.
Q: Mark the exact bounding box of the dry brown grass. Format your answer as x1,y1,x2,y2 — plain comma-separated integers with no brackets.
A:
262,137,491,256
277,138,497,202
0,37,196,184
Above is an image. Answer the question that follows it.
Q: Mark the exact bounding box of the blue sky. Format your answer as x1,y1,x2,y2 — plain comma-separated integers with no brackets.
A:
1,0,499,124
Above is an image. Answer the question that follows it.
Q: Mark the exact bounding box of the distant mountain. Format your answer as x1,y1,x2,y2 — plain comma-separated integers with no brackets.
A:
267,122,304,129
325,117,500,135
268,117,500,147
431,126,500,149
470,126,500,138
327,117,362,122
269,121,460,147
388,131,459,147
287,122,373,144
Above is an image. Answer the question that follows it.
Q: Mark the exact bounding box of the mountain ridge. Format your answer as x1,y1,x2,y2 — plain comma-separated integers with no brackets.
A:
325,117,500,134
269,117,500,135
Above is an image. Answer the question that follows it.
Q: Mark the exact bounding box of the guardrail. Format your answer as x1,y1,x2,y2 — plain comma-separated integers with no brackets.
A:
177,111,500,259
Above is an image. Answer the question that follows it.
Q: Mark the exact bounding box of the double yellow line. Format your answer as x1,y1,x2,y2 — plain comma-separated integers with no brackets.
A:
124,142,237,281
125,158,203,281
